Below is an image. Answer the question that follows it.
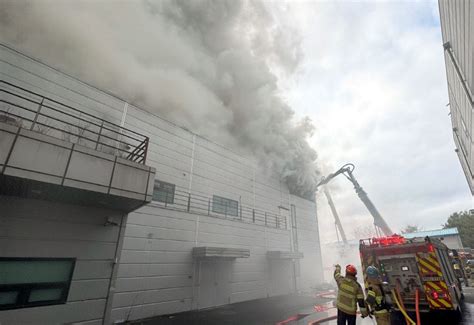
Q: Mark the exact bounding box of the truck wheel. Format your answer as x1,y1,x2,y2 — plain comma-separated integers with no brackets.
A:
452,306,462,321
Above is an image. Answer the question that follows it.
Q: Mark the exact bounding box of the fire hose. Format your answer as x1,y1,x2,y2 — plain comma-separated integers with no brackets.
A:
395,287,410,325
391,289,416,325
415,288,421,325
307,288,423,325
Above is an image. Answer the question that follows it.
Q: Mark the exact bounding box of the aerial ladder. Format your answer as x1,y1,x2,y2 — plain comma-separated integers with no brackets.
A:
323,187,348,244
316,163,393,237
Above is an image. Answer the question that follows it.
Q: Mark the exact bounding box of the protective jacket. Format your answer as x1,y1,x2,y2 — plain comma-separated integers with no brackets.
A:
334,266,367,316
366,280,390,325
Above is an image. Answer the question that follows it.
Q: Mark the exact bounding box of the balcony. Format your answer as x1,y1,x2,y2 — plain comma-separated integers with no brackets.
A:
0,80,155,212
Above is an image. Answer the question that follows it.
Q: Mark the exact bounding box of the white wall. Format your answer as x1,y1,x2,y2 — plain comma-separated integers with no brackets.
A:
0,196,124,325
110,207,292,321
110,200,322,323
0,43,324,323
439,0,474,194
439,235,464,250
289,195,323,289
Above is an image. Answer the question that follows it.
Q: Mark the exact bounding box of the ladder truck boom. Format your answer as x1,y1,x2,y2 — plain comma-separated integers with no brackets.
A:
316,163,393,236
323,187,348,244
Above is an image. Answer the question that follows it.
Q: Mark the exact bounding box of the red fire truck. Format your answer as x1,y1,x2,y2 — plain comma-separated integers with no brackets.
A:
359,235,463,321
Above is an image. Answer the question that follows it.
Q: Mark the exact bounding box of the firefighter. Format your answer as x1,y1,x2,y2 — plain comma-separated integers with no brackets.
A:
334,264,368,325
365,266,390,325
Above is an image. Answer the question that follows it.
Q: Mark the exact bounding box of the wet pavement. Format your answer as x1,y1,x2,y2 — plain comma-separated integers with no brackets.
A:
302,283,474,325
129,282,474,325
460,285,474,325
129,294,328,325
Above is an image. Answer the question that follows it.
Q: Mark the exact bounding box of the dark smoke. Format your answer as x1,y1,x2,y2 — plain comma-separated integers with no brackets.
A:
0,0,320,199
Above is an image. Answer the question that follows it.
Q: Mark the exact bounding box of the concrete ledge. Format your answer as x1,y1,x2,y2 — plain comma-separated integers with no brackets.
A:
0,122,155,213
193,247,250,259
267,251,304,260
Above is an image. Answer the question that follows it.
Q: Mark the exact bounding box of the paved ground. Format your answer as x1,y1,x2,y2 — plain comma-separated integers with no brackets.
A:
459,284,474,325
304,282,474,325
129,281,474,325
129,294,330,325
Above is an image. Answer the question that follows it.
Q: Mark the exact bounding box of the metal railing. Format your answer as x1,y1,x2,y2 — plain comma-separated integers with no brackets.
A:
0,80,149,164
151,188,288,230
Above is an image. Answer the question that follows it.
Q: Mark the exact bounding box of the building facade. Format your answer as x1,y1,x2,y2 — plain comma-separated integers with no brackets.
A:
439,0,474,195
0,44,323,324
404,227,463,250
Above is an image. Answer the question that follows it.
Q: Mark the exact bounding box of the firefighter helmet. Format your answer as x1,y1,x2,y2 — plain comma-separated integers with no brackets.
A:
366,265,379,278
345,264,357,275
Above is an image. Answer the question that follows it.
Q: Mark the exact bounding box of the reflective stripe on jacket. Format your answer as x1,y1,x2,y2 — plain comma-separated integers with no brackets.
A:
334,267,366,315
366,281,388,314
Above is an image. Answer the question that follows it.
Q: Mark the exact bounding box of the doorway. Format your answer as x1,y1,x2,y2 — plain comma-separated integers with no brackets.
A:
198,260,232,309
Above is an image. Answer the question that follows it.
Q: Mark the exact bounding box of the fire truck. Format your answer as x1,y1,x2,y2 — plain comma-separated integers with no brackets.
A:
359,234,463,321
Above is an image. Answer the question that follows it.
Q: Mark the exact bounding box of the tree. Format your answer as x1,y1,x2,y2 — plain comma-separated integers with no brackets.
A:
401,224,423,234
443,210,474,248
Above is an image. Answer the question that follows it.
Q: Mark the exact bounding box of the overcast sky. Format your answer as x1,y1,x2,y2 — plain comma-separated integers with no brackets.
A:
284,0,472,243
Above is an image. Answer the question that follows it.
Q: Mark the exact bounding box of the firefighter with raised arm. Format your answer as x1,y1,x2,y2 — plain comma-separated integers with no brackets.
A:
334,264,368,325
365,266,390,325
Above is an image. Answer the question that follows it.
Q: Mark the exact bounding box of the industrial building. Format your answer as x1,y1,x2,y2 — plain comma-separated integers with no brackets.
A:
0,44,323,324
403,227,463,250
439,0,474,195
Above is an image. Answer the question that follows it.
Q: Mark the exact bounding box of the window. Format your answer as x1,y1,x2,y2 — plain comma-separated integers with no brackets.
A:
152,180,175,204
212,195,238,217
0,258,75,310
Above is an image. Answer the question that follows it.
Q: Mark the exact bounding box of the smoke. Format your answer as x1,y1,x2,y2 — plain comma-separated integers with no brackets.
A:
0,0,319,199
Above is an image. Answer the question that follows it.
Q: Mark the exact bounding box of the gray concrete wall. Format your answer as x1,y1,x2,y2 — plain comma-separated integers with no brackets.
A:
0,43,324,323
0,196,125,325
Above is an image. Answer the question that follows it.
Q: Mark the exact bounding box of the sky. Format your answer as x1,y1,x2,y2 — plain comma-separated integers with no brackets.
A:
282,0,473,243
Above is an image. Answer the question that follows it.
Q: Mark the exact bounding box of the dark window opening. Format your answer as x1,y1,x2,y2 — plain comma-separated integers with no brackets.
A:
0,258,75,310
212,195,238,217
153,180,175,204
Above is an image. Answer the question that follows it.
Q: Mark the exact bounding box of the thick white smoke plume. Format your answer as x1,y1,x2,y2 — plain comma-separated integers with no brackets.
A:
0,0,320,199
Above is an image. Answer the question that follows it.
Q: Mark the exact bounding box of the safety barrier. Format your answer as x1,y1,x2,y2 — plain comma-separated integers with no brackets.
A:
0,80,149,164
149,188,288,230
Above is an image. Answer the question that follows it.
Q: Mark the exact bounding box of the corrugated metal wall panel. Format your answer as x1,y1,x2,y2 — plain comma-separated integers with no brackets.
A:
0,197,122,324
439,0,474,193
0,43,323,322
112,206,320,320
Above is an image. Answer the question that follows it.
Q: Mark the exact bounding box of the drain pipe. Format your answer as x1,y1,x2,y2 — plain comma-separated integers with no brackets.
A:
103,213,128,324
